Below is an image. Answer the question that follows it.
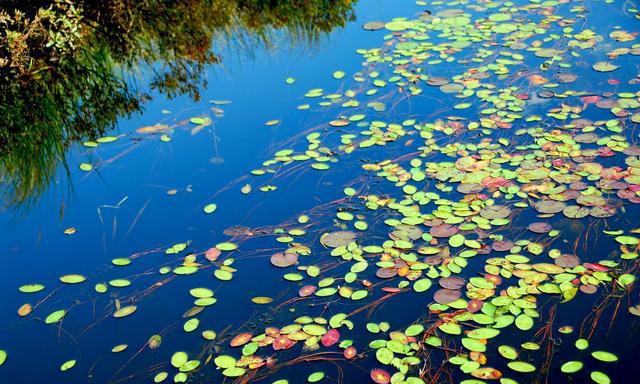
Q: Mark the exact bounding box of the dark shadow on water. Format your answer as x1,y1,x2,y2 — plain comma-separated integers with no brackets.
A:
0,0,357,207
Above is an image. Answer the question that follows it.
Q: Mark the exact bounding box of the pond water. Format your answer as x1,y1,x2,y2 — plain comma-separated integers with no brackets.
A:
1,0,640,383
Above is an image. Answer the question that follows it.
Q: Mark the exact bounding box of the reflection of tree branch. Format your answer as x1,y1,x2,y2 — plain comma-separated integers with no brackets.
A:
0,0,358,207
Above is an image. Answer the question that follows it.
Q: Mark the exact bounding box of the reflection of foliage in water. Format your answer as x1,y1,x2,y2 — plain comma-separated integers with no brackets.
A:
0,0,357,206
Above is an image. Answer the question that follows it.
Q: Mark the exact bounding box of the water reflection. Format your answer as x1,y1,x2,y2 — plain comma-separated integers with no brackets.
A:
0,0,357,206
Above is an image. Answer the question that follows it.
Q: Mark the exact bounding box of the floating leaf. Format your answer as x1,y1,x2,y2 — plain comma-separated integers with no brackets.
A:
18,284,44,293
45,310,66,324
223,367,246,377
60,359,76,371
370,369,391,384
590,371,611,384
251,296,273,304
561,361,583,374
190,288,213,298
111,344,128,353
216,242,238,251
18,303,32,317
575,339,589,350
230,332,253,347
171,352,188,368
59,274,86,284
214,269,233,281
507,361,536,373
592,62,619,72
308,372,325,382
153,372,168,383
113,306,137,318
270,252,298,267
183,318,199,332
591,351,618,362
203,203,218,214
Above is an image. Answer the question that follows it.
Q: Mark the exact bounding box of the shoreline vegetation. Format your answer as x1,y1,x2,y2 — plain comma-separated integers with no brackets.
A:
0,0,356,206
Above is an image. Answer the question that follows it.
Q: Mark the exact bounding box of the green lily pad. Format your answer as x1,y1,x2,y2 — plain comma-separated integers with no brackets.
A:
308,372,325,382
561,361,583,374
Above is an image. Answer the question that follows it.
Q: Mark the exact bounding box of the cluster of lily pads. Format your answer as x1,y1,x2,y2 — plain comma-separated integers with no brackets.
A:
4,0,640,383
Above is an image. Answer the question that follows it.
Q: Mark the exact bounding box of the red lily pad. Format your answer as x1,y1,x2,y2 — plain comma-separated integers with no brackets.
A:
299,285,317,297
370,368,391,384
205,247,221,262
273,335,296,350
466,299,484,313
230,332,253,347
344,346,357,359
321,329,340,347
584,263,608,272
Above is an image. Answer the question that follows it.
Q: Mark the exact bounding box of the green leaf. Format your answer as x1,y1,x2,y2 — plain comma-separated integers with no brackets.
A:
413,278,432,292
308,372,325,382
590,371,611,384
59,274,86,284
376,347,394,364
154,372,168,383
575,339,589,350
171,352,188,368
18,284,45,293
515,314,533,330
216,242,238,251
214,355,236,369
45,309,66,324
60,359,76,371
591,351,618,362
203,203,218,214
405,324,424,337
183,318,199,332
560,361,583,374
507,361,536,373
113,305,137,318
222,367,246,377
592,62,619,72
214,270,233,281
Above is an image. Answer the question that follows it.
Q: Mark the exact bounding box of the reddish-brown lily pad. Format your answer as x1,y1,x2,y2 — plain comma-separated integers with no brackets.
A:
321,329,340,347
376,268,398,279
370,368,391,384
492,240,514,252
554,255,580,268
528,222,552,234
230,332,253,347
270,252,298,267
430,224,459,238
299,285,317,297
439,277,465,290
434,289,461,304
321,231,356,247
